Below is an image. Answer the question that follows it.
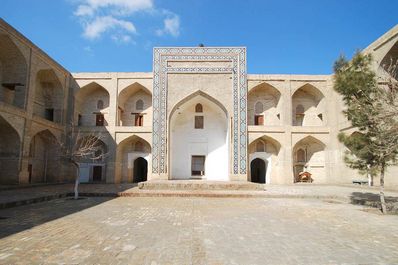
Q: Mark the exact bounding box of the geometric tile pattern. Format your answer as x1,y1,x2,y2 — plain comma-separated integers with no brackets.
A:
152,47,247,176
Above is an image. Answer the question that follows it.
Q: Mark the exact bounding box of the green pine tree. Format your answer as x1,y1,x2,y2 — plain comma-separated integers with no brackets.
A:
334,52,398,213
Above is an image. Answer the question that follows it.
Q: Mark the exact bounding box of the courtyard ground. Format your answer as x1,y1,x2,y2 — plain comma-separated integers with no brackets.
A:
0,196,398,264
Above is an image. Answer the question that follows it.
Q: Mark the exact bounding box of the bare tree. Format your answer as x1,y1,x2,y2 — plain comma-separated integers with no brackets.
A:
63,128,107,199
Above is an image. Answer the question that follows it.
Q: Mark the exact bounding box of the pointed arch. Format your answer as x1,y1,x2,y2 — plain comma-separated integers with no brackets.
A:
293,135,326,183
169,90,229,181
75,82,110,126
293,135,326,149
0,114,21,184
380,40,398,79
118,82,151,126
248,82,282,126
292,83,324,101
118,134,151,153
169,90,229,120
34,69,64,123
249,82,282,97
0,113,22,140
116,134,151,183
249,135,282,154
292,83,326,126
195,103,203,113
0,33,28,108
75,81,110,99
29,129,63,183
119,82,151,96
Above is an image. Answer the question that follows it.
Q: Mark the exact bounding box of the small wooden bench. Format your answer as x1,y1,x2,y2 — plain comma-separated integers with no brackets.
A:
352,180,368,185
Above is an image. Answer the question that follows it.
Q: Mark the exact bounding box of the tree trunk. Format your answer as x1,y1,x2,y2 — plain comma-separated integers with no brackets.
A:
380,163,387,214
367,164,373,186
74,163,80,200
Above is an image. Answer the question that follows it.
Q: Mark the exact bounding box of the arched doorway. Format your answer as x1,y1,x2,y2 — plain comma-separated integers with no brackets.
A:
250,158,266,184
116,135,151,183
133,157,147,182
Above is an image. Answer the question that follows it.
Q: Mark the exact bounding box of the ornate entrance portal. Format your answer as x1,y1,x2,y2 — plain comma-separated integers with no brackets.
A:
152,47,248,181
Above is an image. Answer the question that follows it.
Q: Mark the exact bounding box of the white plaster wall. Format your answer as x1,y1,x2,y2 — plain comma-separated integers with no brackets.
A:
170,96,229,180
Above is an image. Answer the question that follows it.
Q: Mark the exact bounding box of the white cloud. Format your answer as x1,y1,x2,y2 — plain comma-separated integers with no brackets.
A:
156,13,180,37
111,34,135,44
83,16,136,39
72,0,180,43
75,0,153,16
74,4,94,17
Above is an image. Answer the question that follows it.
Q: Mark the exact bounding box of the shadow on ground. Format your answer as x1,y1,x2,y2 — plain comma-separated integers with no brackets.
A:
350,192,398,214
0,197,112,239
0,183,138,239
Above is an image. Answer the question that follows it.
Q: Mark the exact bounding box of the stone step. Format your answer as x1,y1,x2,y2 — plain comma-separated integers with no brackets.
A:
137,180,265,191
118,190,269,198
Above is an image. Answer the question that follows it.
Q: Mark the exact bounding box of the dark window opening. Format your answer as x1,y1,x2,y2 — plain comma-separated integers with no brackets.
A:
135,114,144,126
45,108,54,121
192,156,205,176
97,100,104,109
136,99,144,110
78,114,82,126
195,116,204,129
93,166,102,182
254,115,264,125
195,103,203,113
96,114,104,126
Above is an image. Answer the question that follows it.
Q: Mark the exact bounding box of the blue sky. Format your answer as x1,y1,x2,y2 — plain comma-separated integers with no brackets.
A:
1,0,397,74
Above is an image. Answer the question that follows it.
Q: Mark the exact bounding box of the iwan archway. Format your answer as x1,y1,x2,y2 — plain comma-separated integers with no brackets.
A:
169,91,229,180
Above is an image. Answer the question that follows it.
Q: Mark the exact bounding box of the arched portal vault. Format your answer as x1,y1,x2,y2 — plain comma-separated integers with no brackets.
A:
169,91,229,180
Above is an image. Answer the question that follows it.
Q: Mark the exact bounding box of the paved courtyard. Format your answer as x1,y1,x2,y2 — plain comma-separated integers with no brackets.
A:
0,197,398,264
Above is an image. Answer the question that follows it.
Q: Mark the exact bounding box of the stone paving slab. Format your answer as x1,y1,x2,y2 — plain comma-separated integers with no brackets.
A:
0,197,398,264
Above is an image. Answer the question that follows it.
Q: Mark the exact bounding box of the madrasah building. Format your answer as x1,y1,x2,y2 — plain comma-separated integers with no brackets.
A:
0,18,397,187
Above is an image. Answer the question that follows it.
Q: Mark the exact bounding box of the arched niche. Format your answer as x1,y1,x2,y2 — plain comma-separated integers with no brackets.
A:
293,136,326,183
75,135,108,183
118,82,152,126
0,34,27,108
29,129,62,183
0,115,21,184
248,135,281,184
75,82,110,126
379,41,398,79
248,82,282,126
292,84,325,126
33,69,64,123
116,135,151,183
169,91,229,180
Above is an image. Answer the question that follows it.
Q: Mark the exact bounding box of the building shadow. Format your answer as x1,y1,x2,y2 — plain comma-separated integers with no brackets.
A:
0,197,113,239
350,192,398,214
0,183,138,239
